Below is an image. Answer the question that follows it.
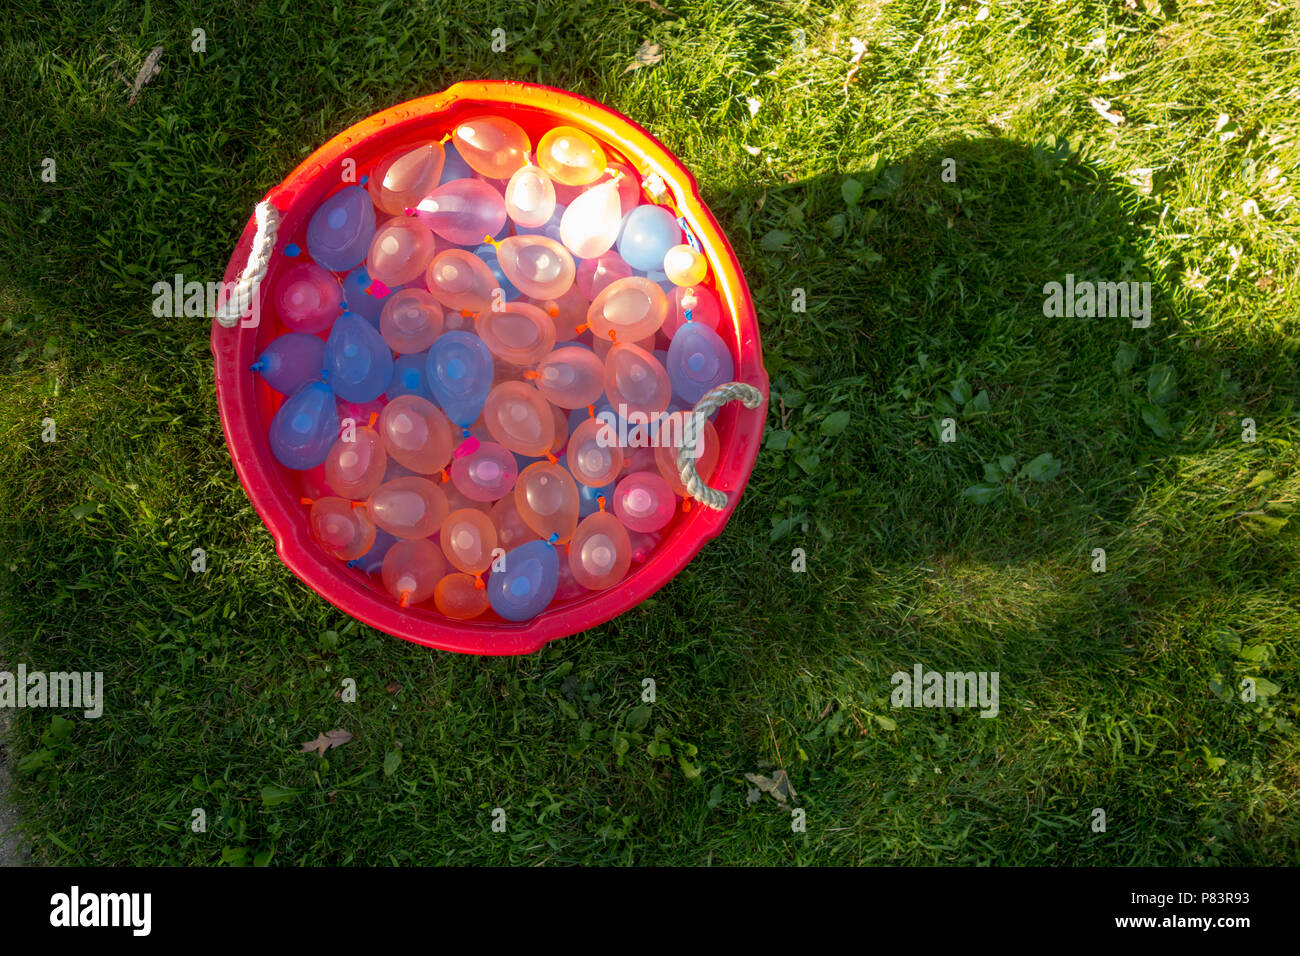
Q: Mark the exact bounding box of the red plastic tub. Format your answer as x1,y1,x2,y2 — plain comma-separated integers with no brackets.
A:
211,81,769,655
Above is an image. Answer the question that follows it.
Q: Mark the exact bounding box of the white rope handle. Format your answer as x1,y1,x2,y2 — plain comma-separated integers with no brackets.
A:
676,382,765,510
214,200,281,328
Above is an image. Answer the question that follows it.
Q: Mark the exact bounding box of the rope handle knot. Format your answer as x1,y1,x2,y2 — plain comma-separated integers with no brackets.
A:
214,200,281,328
676,382,764,510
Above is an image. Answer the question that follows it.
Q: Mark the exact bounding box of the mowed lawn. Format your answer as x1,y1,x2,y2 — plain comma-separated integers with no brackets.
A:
0,0,1297,865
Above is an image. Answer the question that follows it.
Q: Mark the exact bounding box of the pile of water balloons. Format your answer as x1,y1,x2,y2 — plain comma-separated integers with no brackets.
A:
258,117,734,622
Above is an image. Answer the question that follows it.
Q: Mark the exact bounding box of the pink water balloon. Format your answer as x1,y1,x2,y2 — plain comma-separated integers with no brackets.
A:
367,141,446,216
604,342,672,419
494,235,575,300
612,472,675,533
664,284,723,338
526,345,605,408
514,461,580,544
555,162,640,215
378,395,454,475
308,497,377,560
440,508,498,575
476,301,557,366
483,381,556,457
425,249,500,314
274,262,343,334
504,163,557,228
367,477,449,539
450,441,518,502
381,538,446,607
537,127,606,186
559,179,623,259
413,178,507,246
587,276,668,342
453,116,530,178
569,510,632,591
380,288,444,354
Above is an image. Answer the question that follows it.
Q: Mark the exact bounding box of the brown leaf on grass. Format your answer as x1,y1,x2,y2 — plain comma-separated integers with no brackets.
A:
385,681,402,694
1088,96,1126,125
628,0,673,14
300,729,353,756
744,769,798,805
624,41,664,73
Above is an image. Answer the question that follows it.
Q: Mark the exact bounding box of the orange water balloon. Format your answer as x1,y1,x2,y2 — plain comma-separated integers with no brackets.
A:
514,461,580,543
587,276,668,342
380,288,444,354
593,331,655,363
476,301,557,366
434,572,492,619
655,418,719,497
559,179,623,259
566,416,623,487
530,345,605,408
381,538,446,607
453,116,530,179
440,508,498,575
425,249,500,314
537,126,607,186
490,493,541,551
367,476,449,539
603,343,672,419
308,497,377,560
366,216,436,287
367,141,446,215
325,425,387,499
662,243,708,286
379,395,454,474
495,235,576,300
504,162,557,228
568,511,632,591
527,286,588,341
482,381,555,457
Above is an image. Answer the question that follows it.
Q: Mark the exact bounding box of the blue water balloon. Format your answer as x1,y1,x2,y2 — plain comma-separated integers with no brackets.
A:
269,381,339,470
426,330,494,428
386,351,436,402
340,265,393,326
618,205,681,272
487,538,559,621
306,185,376,272
439,143,474,184
250,332,325,395
666,321,733,404
349,528,399,575
325,312,394,404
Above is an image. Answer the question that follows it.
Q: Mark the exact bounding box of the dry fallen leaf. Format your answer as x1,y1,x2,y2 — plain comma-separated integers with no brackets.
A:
628,0,672,14
384,681,402,694
742,144,762,156
1088,96,1126,125
300,729,353,756
744,769,798,805
746,96,762,117
624,41,664,74
1123,167,1154,195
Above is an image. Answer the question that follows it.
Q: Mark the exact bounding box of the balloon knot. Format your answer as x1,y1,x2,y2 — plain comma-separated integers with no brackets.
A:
597,495,606,512
299,497,314,506
368,412,378,429
249,360,265,372
546,532,559,546
587,404,596,419
523,369,540,380
684,309,694,323
482,234,498,247
574,323,588,335
473,574,485,590
454,435,480,458
545,453,558,465
399,591,410,608
546,306,559,318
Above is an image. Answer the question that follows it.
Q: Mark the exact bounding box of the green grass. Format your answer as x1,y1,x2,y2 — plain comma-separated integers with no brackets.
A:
1,0,1298,865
